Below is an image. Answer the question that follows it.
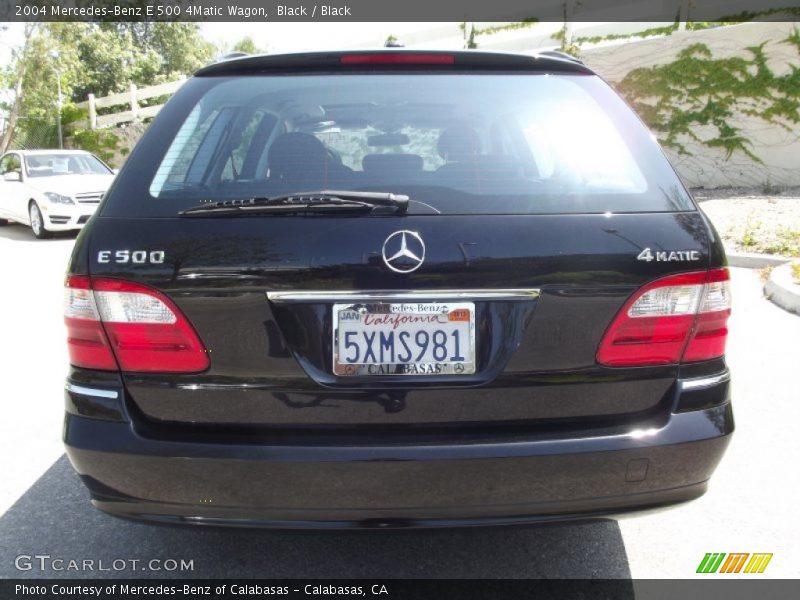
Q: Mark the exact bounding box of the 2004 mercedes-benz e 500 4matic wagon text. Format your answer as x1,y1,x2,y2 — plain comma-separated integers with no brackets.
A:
63,50,733,528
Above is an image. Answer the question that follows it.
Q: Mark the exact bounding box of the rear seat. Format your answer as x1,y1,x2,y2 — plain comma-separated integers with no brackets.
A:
267,132,353,190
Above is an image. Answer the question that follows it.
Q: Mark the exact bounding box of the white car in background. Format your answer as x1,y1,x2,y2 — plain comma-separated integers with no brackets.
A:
0,149,115,239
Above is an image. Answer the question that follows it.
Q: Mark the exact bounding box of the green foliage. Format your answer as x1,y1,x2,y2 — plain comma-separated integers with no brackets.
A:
560,41,581,58
1,26,56,124
472,20,537,37
573,7,800,46
741,218,761,248
1,22,214,154
459,21,536,47
576,23,680,45
763,228,800,257
65,22,215,100
687,22,742,32
554,24,581,58
714,6,800,22
466,28,477,49
791,262,800,283
232,36,262,55
574,22,743,46
737,218,800,257
8,120,58,150
67,127,124,166
60,104,123,166
617,33,800,162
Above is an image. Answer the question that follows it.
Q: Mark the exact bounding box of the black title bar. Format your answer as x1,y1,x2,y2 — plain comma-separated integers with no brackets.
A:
1,0,799,22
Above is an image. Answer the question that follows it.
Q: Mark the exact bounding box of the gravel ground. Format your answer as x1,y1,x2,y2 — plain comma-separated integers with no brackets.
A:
693,187,800,257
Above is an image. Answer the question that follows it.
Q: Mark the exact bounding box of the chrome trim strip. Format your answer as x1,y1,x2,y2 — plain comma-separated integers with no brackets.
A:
177,272,265,280
65,383,119,399
680,372,731,392
177,383,273,391
267,289,540,303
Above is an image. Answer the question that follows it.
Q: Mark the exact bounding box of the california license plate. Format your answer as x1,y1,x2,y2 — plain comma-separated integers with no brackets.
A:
333,301,475,376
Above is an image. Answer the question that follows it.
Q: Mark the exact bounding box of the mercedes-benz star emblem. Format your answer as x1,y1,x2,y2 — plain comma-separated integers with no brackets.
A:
382,230,425,273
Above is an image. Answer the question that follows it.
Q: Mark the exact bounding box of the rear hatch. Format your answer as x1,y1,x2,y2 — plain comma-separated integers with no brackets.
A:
72,52,726,432
83,212,713,429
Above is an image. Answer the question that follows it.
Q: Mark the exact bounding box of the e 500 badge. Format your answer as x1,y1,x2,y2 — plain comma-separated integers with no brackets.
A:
97,250,165,264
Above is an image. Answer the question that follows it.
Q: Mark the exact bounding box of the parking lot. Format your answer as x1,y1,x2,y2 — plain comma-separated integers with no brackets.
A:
0,221,798,579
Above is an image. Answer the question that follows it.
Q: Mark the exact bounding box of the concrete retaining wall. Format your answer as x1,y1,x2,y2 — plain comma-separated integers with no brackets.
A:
581,22,800,189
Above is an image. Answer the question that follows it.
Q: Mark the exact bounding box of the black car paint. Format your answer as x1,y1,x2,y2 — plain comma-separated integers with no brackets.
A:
63,50,733,528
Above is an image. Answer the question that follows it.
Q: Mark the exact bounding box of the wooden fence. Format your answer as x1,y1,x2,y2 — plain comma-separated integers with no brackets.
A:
75,77,186,129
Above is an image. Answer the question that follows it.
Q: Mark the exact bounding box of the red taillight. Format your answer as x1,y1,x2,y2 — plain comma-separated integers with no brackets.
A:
596,269,731,367
340,53,455,65
64,275,118,371
64,276,209,373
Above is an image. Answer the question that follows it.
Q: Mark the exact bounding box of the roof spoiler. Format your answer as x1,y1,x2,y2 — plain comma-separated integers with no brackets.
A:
536,50,584,65
209,51,251,66
195,50,594,77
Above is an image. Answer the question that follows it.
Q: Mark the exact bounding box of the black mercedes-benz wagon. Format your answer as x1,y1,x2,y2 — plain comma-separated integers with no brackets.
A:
63,50,733,528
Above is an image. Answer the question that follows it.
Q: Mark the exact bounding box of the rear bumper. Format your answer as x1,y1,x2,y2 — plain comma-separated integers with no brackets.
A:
64,390,733,528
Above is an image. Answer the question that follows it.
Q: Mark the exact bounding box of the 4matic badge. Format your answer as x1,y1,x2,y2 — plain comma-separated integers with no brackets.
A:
637,248,701,262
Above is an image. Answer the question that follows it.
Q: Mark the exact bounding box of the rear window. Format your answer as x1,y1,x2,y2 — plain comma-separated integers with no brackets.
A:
119,72,694,215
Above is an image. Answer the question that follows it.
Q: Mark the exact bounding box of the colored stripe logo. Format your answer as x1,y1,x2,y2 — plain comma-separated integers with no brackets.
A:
697,553,773,574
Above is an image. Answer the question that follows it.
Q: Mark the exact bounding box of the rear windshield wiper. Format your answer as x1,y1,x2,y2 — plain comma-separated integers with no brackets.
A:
179,190,410,217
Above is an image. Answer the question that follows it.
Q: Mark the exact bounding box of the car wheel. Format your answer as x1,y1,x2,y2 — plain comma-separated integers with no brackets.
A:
29,202,52,239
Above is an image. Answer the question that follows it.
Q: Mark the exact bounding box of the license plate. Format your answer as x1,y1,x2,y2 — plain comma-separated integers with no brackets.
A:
333,301,475,376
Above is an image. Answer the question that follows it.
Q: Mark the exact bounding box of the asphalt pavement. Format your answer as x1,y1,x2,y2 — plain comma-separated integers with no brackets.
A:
0,221,798,579
0,456,629,578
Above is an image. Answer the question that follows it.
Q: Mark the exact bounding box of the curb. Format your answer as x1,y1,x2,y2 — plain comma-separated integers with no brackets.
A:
764,263,800,316
725,248,791,269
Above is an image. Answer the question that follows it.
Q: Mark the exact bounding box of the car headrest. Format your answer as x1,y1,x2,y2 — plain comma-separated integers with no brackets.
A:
437,125,482,162
268,132,329,180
